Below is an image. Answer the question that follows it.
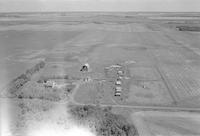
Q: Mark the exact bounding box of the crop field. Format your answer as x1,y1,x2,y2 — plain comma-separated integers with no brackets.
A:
132,111,200,136
126,80,173,106
74,81,116,105
159,65,200,106
124,64,174,106
129,67,161,80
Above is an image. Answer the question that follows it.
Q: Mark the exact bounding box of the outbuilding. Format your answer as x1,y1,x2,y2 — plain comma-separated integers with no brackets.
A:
115,80,122,85
115,92,121,96
117,70,124,76
80,63,90,72
44,80,55,88
115,86,122,92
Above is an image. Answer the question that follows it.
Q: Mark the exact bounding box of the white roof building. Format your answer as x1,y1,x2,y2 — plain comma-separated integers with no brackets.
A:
117,70,124,75
44,80,55,87
115,92,121,96
115,80,122,85
106,64,122,70
115,86,122,92
84,63,90,69
44,80,67,89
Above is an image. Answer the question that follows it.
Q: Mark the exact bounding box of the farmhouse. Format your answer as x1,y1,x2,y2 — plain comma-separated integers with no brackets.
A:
44,80,55,88
43,80,67,89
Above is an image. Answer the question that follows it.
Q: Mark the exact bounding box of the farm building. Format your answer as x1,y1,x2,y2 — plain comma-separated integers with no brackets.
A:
43,80,67,89
115,92,121,96
115,86,122,96
115,80,122,85
115,86,122,92
43,80,55,88
117,70,124,76
110,64,122,68
80,63,90,72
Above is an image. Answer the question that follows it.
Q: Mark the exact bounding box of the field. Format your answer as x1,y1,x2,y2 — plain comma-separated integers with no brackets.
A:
132,111,200,136
126,80,173,106
74,81,117,105
1,12,200,136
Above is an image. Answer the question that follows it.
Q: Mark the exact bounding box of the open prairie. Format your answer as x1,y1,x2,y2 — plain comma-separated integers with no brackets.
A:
1,12,200,136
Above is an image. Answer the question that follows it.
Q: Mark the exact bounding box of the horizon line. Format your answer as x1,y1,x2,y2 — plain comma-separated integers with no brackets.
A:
1,11,200,13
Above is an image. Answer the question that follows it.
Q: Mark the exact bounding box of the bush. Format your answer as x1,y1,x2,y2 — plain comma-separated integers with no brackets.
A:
26,61,46,78
70,105,99,119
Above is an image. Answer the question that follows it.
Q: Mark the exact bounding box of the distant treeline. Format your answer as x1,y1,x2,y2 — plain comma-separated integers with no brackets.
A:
8,61,45,97
176,26,200,32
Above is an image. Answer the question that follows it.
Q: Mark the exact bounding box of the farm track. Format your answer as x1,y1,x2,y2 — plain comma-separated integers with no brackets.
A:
147,49,180,104
154,65,178,104
2,97,200,112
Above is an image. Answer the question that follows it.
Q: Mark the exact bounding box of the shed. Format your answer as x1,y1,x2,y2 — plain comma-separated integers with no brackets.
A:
80,63,90,72
117,70,124,76
115,80,122,85
115,92,121,96
115,86,122,92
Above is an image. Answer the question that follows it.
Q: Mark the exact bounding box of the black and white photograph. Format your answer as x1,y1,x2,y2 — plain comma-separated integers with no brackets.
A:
0,0,200,136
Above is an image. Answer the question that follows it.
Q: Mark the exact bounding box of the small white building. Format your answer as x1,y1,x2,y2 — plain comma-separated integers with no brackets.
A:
115,80,122,85
108,64,122,68
115,86,122,92
117,70,124,76
85,63,90,69
43,80,67,89
115,92,121,96
44,80,56,88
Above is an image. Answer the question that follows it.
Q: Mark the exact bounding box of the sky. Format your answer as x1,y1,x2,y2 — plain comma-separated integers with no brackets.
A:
0,0,200,12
